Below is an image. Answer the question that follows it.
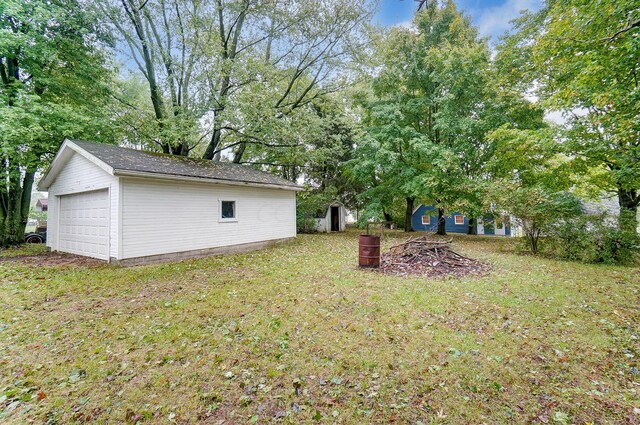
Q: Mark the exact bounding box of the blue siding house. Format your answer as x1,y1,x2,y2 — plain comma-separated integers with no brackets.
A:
412,204,511,236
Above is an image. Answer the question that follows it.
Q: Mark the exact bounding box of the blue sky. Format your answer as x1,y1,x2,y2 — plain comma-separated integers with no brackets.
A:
374,0,543,44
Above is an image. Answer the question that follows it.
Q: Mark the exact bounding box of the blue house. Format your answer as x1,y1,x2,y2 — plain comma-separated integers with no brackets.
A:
411,204,511,236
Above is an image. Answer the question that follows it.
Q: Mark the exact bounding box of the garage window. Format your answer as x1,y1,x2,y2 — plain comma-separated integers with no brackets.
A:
220,200,236,221
454,215,465,225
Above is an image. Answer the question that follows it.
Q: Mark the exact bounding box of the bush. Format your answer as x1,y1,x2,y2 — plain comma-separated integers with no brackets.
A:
597,227,640,265
546,214,640,264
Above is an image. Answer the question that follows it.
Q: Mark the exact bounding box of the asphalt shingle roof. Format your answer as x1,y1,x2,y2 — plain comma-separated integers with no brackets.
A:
70,140,300,190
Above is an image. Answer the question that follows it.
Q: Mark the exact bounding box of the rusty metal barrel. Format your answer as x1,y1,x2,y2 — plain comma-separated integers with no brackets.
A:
359,234,380,268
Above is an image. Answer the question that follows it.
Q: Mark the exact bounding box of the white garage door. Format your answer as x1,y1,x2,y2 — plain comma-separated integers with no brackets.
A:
58,189,109,260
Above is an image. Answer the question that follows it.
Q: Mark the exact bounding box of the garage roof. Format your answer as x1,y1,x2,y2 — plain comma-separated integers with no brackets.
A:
38,139,302,191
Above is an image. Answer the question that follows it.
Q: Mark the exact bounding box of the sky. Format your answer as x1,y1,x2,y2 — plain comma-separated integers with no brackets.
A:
374,0,543,45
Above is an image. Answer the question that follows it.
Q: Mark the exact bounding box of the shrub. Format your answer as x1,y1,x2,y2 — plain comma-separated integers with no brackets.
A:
491,185,583,254
546,214,640,264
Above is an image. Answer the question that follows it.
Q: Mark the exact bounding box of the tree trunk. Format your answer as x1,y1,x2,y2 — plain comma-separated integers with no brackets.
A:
203,0,248,160
529,231,539,254
468,217,477,235
232,142,247,164
405,197,415,232
618,188,638,233
121,0,167,142
437,208,447,235
383,211,392,228
0,168,33,247
204,126,223,159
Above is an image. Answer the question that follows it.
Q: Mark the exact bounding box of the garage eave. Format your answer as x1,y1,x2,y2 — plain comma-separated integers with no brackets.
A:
113,169,304,192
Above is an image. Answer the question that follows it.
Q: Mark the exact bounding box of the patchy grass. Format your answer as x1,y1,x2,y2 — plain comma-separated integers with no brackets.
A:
0,230,638,424
0,243,48,258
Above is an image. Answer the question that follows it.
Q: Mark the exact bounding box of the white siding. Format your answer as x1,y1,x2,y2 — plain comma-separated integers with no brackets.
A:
46,153,119,258
120,178,296,259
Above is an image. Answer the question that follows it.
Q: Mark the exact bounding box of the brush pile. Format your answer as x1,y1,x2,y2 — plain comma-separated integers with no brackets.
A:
380,235,489,277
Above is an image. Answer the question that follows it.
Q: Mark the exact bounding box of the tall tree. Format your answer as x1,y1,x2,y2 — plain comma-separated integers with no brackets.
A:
97,0,213,155
355,1,503,233
98,0,373,166
0,0,116,246
501,1,640,232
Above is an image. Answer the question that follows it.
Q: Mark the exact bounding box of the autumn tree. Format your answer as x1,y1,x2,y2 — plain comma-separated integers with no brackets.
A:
486,127,581,253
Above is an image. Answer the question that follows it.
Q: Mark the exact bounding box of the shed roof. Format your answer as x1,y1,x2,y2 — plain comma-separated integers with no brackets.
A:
38,139,302,191
313,201,344,218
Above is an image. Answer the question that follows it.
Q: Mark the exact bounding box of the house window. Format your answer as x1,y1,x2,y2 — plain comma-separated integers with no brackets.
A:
220,200,236,221
421,215,430,225
454,215,464,225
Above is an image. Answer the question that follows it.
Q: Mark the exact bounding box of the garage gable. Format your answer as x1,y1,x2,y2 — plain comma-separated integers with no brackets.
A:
44,151,120,260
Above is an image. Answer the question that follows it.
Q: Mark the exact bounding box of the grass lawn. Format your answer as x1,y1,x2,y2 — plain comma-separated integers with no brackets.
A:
1,231,638,424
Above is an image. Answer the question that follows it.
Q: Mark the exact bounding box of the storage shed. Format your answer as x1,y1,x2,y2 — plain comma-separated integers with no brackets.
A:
37,140,302,265
314,201,347,233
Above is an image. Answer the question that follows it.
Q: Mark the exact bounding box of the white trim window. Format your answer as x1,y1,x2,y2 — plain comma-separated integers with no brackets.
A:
421,215,431,225
454,215,464,225
219,200,237,222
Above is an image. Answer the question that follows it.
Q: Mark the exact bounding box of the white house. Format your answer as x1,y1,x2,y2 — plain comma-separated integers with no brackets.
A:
314,201,347,233
37,140,302,265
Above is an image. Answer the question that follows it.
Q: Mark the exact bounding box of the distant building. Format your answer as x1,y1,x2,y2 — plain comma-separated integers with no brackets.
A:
582,194,640,233
314,201,347,233
412,204,512,236
35,198,48,212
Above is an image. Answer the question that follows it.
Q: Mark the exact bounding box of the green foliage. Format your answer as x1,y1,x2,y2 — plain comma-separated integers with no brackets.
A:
353,1,543,233
28,207,46,222
491,184,582,253
98,0,374,163
486,124,580,253
546,214,640,265
0,0,117,246
498,0,640,232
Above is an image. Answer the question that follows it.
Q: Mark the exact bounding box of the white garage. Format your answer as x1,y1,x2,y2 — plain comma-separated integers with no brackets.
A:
38,139,301,265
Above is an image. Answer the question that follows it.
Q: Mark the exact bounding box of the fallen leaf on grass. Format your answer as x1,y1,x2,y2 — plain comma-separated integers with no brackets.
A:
68,369,86,383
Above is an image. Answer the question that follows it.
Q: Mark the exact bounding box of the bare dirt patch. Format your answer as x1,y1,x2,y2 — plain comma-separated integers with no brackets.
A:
0,252,104,267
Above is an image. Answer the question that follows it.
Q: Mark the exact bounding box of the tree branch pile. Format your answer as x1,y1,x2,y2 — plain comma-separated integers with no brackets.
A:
379,235,490,277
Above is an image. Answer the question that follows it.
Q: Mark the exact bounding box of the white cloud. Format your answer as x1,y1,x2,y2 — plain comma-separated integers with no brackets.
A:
474,0,543,42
